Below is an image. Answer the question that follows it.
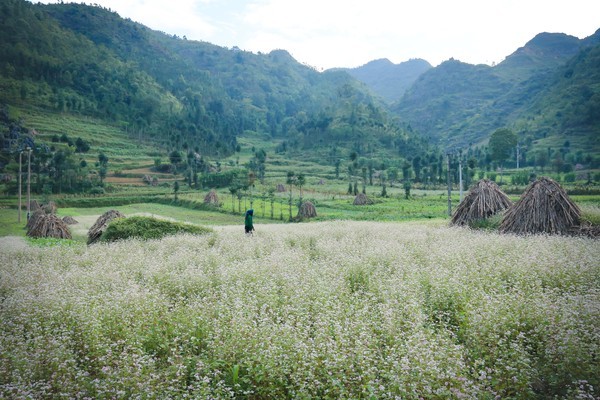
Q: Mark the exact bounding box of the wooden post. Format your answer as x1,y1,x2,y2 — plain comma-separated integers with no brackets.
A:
27,147,31,220
18,151,22,223
459,157,463,203
447,154,452,216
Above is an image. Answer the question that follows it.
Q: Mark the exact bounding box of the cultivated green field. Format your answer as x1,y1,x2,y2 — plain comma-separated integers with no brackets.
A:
1,221,598,398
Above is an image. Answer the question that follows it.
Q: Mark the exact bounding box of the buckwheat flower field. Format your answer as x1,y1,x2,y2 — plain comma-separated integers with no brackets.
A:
1,221,598,399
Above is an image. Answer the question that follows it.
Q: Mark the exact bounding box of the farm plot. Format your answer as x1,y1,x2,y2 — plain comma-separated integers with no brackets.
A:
0,221,598,398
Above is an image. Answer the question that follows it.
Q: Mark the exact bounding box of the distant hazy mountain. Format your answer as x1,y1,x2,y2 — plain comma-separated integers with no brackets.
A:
392,30,600,151
339,58,432,103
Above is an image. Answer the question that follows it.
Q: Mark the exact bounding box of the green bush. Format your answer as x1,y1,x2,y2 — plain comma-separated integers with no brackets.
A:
89,186,105,195
101,216,212,242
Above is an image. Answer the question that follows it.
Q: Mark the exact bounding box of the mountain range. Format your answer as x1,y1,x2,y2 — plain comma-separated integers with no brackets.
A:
348,31,600,154
1,0,599,172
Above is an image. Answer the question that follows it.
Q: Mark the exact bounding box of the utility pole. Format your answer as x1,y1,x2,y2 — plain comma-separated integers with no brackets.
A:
18,150,22,223
458,157,463,203
446,153,452,216
26,147,32,220
516,143,520,170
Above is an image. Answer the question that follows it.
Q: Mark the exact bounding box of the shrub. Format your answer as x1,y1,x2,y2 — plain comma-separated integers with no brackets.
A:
100,216,212,242
89,186,105,195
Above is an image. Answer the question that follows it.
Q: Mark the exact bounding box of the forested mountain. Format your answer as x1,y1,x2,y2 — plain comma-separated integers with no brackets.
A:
391,31,600,152
0,0,428,170
341,58,432,103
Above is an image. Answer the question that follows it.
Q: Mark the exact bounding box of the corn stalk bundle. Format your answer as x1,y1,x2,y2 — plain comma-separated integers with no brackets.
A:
28,199,57,214
25,209,46,231
26,213,72,239
43,201,57,214
297,201,317,218
276,184,286,192
62,216,79,225
87,209,126,245
353,193,373,206
451,179,512,226
573,221,600,238
203,189,219,205
29,199,42,212
500,177,581,235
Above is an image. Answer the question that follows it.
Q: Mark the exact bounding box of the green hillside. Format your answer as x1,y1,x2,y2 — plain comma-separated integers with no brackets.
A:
342,58,432,103
0,0,438,196
391,31,600,164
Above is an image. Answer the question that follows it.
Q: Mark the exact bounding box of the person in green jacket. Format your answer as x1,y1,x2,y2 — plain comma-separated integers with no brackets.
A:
244,209,255,234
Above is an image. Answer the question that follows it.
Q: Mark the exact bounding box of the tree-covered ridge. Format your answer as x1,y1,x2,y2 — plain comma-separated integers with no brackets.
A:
391,30,600,153
1,0,429,163
0,0,238,155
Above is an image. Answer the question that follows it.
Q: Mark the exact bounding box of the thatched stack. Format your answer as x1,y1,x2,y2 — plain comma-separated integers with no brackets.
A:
500,177,580,235
451,179,512,226
276,184,286,192
28,200,57,214
62,216,78,225
29,199,42,212
353,193,373,205
27,214,72,239
297,201,317,219
204,189,219,205
574,221,600,238
26,209,46,231
87,210,126,245
43,201,57,214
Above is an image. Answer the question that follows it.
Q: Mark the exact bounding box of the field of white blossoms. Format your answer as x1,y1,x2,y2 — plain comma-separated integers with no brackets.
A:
1,220,599,399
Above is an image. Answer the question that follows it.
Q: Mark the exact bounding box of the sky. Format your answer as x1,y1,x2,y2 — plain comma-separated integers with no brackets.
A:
33,0,600,70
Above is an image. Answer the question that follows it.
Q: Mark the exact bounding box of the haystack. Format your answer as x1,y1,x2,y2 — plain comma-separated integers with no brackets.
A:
87,209,126,244
27,214,71,239
297,201,317,219
353,193,373,205
43,201,57,214
574,221,600,238
28,200,57,214
276,184,286,192
500,177,580,235
29,199,42,212
204,189,219,206
62,215,78,225
26,209,46,231
451,179,512,226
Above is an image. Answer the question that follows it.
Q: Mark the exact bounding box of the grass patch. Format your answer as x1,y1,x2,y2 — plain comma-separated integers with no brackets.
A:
580,204,600,226
0,208,28,237
101,216,212,242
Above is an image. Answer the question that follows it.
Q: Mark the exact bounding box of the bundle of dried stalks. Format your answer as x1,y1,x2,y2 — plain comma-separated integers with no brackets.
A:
500,177,581,235
43,201,57,214
203,189,219,205
297,201,317,218
353,193,373,205
27,214,72,239
451,179,512,226
276,184,286,192
26,209,46,231
572,221,600,238
28,200,57,214
62,216,79,225
30,199,41,212
87,209,126,245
